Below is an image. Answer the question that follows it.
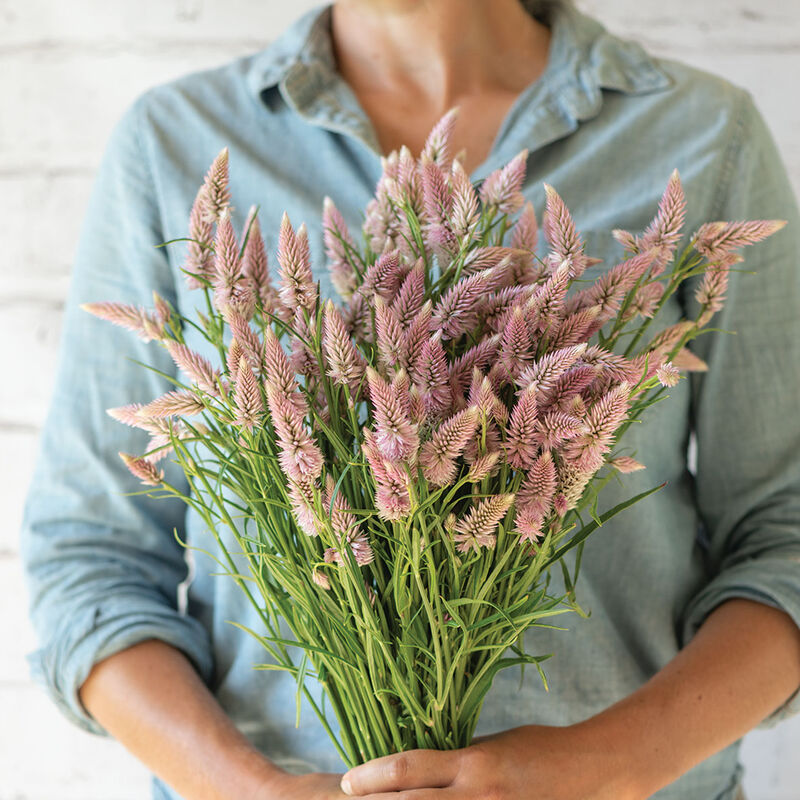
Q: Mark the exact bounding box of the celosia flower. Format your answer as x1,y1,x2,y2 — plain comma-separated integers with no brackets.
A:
505,384,540,470
165,341,222,396
452,494,515,553
287,478,321,537
433,268,502,340
636,168,687,275
242,208,279,313
137,390,205,418
549,306,601,350
671,348,708,372
480,150,528,214
414,334,451,418
225,308,265,375
198,147,231,224
466,451,500,482
392,261,426,327
323,301,365,391
323,196,358,299
610,456,646,473
656,362,680,387
80,301,164,342
266,384,323,482
449,160,480,243
693,219,786,260
420,406,480,486
542,184,587,277
366,367,419,462
119,452,164,486
468,371,507,425
277,213,317,313
511,201,539,252
234,356,264,429
421,107,459,170
183,186,215,288
517,344,588,397
499,306,533,380
374,297,406,370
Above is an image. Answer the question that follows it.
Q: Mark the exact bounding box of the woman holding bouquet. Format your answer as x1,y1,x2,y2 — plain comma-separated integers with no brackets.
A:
20,0,800,798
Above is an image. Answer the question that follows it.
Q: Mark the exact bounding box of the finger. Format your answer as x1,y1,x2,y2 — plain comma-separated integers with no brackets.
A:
340,749,459,795
355,789,456,800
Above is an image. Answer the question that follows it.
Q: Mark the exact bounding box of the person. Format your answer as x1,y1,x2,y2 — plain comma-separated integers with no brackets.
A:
19,0,800,798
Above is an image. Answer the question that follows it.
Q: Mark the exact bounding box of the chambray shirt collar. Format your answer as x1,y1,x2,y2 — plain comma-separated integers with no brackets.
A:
245,1,673,178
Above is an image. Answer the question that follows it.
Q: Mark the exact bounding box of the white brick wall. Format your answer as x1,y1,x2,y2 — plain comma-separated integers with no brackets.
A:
2,1,798,797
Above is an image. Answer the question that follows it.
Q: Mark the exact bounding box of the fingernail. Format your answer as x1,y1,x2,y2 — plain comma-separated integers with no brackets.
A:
340,776,353,796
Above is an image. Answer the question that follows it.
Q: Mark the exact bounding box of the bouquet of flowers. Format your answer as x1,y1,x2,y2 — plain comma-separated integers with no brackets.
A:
82,109,784,767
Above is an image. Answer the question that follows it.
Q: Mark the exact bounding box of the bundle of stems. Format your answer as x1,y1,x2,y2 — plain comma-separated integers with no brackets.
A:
83,109,785,766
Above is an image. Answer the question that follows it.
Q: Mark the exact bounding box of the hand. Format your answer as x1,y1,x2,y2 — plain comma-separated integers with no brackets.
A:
338,724,641,800
255,769,347,800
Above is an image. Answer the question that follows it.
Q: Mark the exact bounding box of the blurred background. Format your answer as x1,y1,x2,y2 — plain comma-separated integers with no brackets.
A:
1,1,798,797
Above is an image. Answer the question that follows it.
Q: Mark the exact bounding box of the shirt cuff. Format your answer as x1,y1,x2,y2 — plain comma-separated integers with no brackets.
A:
27,590,214,736
679,558,800,729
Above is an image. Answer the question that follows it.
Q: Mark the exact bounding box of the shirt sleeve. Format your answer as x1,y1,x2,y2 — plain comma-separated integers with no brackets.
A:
679,88,800,728
19,94,214,736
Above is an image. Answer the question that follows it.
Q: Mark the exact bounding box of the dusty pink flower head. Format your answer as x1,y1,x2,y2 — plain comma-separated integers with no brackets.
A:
542,184,587,277
323,196,358,299
323,300,365,391
119,452,164,486
420,406,480,486
505,384,540,471
366,367,419,463
609,456,646,473
452,494,515,553
511,201,539,252
165,341,221,396
480,150,528,214
421,107,459,170
234,356,264,429
80,302,164,342
277,213,317,313
693,219,786,260
199,147,231,224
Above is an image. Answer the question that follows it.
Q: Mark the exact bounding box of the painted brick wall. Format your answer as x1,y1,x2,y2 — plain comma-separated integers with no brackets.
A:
1,1,798,797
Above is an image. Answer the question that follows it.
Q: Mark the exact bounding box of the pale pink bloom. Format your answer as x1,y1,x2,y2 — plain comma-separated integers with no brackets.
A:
403,301,433,379
499,306,533,380
421,107,459,170
323,196,358,299
374,297,406,370
585,249,658,316
396,146,424,213
266,385,323,482
199,147,231,224
165,341,221,396
366,367,419,463
137,390,205,418
226,338,244,382
183,186,215,288
549,306,601,349
452,494,515,553
461,245,515,276
80,301,164,342
213,210,242,288
119,452,164,486
479,285,531,332
534,410,585,450
586,383,630,441
234,357,264,429
414,334,451,418
629,282,665,319
433,268,501,340
511,201,539,252
671,347,708,372
525,258,572,335
361,249,408,302
610,456,646,473
646,321,695,356
611,228,639,252
323,301,365,391
311,568,331,590
517,451,557,515
541,365,597,411
288,478,321,537
107,403,148,428
225,308,265,375
517,344,588,396
505,385,540,470
392,260,426,327
420,406,480,486
263,327,303,408
342,291,373,344
449,160,480,242
656,362,680,387
637,169,687,274
448,334,501,395
480,150,528,214
542,184,587,277
322,476,374,567
277,213,317,313
693,219,786,259
289,317,321,381
242,208,279,312
468,371,507,425
467,451,500,482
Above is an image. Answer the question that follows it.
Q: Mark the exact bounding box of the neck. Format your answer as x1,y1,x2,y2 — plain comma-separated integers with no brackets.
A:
330,0,552,111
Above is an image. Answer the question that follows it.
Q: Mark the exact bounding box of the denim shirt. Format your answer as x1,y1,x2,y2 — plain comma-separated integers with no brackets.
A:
20,2,800,798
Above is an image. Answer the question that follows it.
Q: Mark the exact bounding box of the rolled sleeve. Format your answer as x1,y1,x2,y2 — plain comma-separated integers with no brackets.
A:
20,94,214,735
679,89,800,727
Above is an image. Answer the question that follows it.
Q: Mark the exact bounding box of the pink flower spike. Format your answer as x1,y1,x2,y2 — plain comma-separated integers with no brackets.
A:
183,185,215,288
323,196,358,300
277,213,317,313
693,219,786,259
392,260,426,327
480,150,528,215
452,494,515,553
374,296,406,371
639,169,687,256
119,452,164,486
242,209,277,310
415,334,451,418
199,147,231,224
213,210,242,287
542,183,587,277
138,390,205,418
505,384,540,471
499,305,533,380
234,356,264,429
671,348,708,372
366,367,419,462
511,201,539,252
80,302,162,342
420,406,480,487
517,450,557,515
107,403,147,428
610,456,646,473
421,107,459,170
165,341,221,396
287,478,322,537
323,300,365,390
467,451,500,482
